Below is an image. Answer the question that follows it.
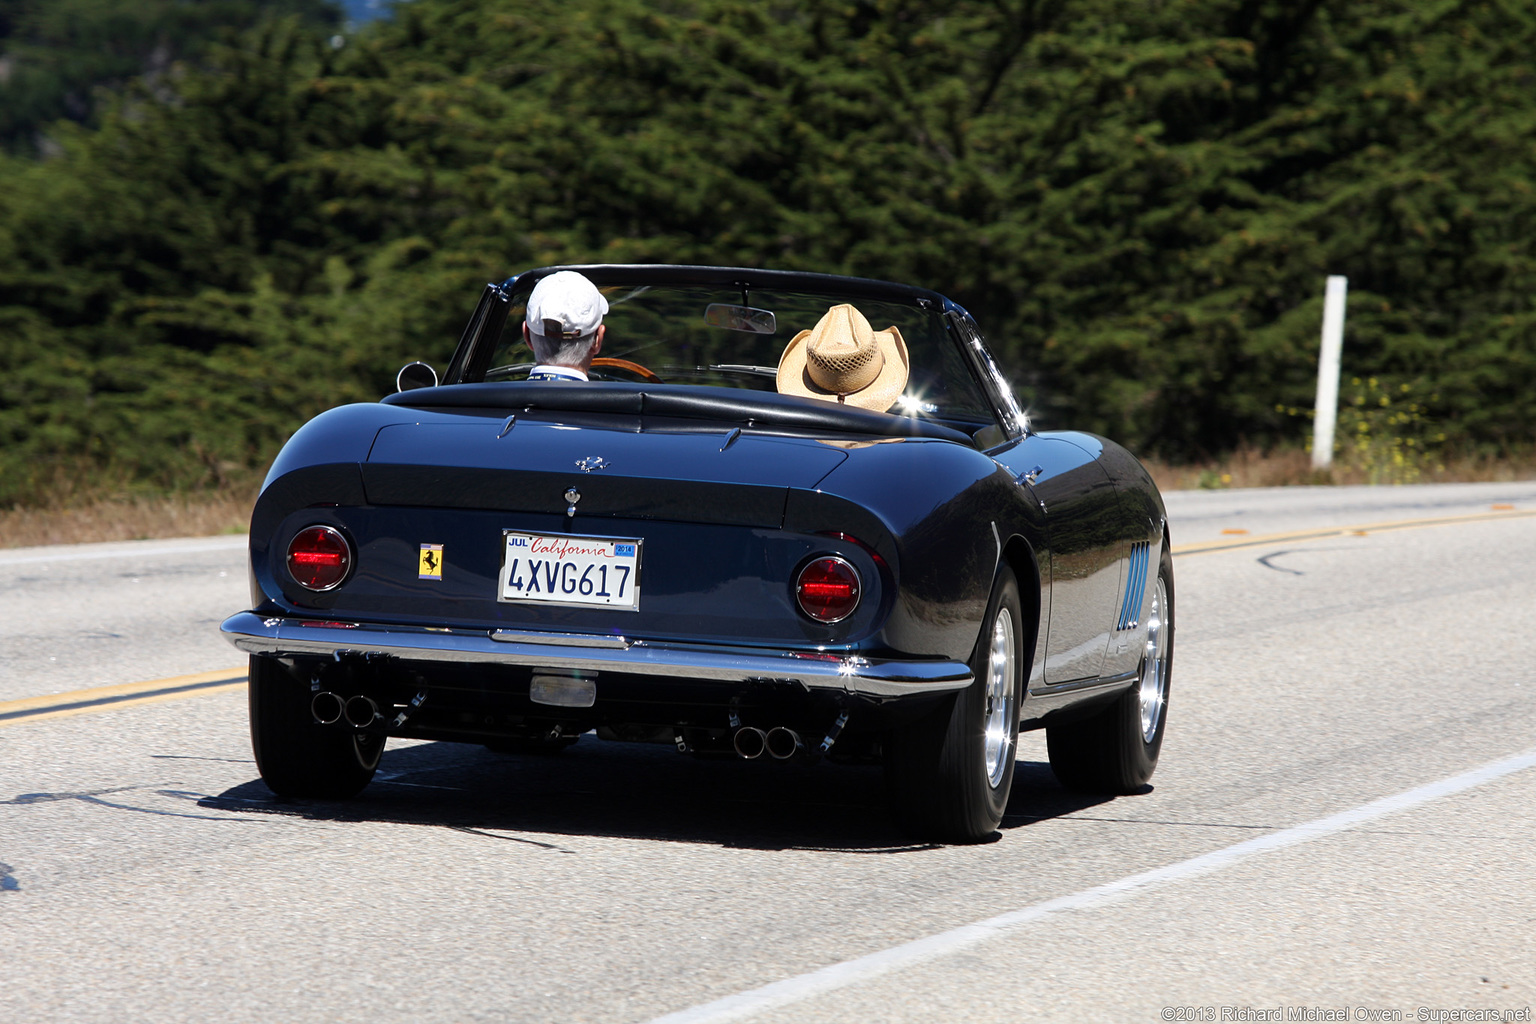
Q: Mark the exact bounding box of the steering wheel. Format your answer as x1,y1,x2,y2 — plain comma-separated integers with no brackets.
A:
590,357,664,383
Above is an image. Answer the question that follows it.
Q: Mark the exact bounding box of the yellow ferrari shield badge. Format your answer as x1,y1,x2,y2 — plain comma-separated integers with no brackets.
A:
418,543,444,580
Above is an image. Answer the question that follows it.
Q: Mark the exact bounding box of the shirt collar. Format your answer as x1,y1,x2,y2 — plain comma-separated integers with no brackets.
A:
528,364,589,381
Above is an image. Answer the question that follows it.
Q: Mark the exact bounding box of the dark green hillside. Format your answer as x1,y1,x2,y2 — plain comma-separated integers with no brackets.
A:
0,0,341,153
1,0,1533,508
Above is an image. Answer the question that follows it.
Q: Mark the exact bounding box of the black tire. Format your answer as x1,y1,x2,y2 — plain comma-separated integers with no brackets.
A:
885,565,1025,843
1047,543,1173,793
249,655,383,799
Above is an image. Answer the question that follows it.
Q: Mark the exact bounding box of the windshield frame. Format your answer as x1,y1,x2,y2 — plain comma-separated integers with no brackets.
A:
447,265,1019,443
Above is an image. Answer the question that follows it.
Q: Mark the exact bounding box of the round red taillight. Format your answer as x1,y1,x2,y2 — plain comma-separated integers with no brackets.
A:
795,556,861,623
287,525,352,592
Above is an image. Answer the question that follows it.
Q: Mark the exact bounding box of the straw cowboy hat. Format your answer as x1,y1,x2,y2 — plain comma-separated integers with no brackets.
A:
776,304,909,412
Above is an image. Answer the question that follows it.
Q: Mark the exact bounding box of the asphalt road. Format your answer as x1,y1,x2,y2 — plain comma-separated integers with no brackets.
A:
2,481,1535,1023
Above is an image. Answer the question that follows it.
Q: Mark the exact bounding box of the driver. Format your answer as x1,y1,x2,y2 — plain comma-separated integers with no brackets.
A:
522,270,609,381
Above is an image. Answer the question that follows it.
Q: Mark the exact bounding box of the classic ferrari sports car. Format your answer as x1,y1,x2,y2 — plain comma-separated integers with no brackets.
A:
221,264,1173,842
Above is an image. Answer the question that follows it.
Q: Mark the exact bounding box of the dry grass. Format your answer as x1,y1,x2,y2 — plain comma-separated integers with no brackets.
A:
1144,446,1317,492
0,487,257,549
1144,444,1536,493
4,447,1534,550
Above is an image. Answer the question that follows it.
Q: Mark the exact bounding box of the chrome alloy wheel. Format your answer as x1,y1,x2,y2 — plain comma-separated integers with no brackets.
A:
982,605,1017,787
1138,575,1170,743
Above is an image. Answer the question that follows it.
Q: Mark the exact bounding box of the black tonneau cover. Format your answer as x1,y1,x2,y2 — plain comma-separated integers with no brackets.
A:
382,382,974,444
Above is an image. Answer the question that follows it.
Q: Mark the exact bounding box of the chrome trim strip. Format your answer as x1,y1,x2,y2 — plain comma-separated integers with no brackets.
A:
1028,668,1138,699
220,612,972,699
491,629,630,649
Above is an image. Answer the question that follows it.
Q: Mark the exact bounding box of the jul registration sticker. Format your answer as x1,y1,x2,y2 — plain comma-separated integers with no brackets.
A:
418,543,444,580
499,531,641,610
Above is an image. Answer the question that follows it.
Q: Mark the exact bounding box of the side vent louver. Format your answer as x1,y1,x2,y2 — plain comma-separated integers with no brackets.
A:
1117,541,1150,631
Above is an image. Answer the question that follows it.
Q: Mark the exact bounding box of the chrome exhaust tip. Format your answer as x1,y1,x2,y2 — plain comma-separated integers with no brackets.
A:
311,691,344,726
765,726,805,761
732,726,768,759
343,695,380,729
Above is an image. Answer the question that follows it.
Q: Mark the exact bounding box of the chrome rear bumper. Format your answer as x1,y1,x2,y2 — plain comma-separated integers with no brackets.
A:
220,611,972,700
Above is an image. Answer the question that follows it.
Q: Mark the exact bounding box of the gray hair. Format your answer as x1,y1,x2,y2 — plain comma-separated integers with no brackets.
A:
529,330,596,367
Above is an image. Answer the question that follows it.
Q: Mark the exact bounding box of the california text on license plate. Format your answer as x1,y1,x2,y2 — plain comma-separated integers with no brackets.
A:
498,531,642,610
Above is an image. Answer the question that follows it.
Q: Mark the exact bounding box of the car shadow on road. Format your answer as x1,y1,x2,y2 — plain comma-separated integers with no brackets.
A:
201,738,1116,851
999,759,1119,830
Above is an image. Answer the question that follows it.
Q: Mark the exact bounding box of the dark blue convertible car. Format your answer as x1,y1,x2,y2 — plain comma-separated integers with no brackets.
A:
221,265,1173,842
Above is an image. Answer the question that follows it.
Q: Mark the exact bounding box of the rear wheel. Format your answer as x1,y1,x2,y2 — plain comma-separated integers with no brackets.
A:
885,566,1024,843
1047,543,1173,793
249,656,383,798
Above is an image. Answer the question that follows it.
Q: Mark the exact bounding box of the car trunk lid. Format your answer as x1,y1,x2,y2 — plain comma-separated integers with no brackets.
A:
361,419,847,528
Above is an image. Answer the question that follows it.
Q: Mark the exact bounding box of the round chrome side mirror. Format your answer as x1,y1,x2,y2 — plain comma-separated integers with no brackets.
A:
395,362,439,392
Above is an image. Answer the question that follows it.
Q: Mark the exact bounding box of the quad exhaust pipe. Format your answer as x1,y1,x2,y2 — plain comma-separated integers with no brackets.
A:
310,692,383,729
765,726,805,760
311,691,344,726
732,726,768,759
731,725,809,761
344,695,381,729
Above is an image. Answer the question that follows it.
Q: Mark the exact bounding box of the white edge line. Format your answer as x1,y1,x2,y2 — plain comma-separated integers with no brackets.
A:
647,746,1536,1024
0,537,248,566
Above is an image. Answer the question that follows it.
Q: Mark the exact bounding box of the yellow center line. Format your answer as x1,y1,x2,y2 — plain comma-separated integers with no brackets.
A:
1171,506,1536,556
0,667,247,728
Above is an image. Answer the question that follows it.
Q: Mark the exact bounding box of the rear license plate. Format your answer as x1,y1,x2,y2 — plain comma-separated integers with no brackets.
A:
498,531,642,610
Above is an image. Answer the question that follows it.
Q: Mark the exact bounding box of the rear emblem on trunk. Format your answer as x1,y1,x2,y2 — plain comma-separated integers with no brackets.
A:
419,544,444,580
576,456,608,473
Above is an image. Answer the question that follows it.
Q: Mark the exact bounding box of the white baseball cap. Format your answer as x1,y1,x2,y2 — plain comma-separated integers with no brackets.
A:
525,271,609,340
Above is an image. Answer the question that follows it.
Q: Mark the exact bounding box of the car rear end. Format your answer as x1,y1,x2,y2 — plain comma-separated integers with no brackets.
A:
224,401,976,759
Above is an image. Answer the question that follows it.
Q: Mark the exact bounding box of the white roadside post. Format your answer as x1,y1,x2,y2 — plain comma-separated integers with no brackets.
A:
1312,275,1348,471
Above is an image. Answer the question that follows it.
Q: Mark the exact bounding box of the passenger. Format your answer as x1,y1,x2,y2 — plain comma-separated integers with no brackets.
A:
522,270,609,381
776,304,909,412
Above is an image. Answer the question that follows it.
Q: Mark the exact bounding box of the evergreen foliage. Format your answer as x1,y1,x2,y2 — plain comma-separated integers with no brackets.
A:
1,0,1533,507
0,0,341,153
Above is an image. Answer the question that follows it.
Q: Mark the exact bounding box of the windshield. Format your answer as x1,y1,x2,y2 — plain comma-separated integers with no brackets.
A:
476,281,1001,436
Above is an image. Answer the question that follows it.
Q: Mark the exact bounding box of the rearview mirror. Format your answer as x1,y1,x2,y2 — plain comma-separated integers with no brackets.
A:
704,303,776,335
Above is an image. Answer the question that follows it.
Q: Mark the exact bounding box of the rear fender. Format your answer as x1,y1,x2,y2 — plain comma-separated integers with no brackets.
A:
790,438,1042,660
